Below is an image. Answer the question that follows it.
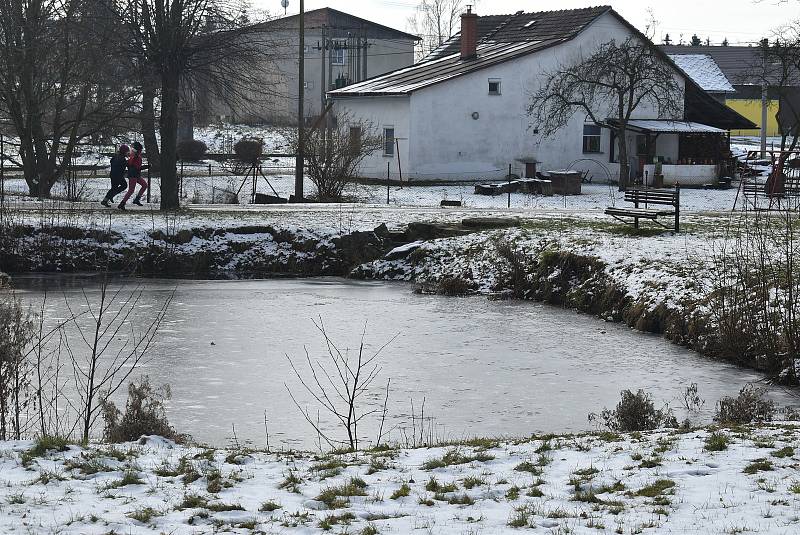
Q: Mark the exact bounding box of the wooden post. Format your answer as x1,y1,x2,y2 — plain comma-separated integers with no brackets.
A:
675,183,681,232
146,166,151,203
396,138,402,185
634,188,639,229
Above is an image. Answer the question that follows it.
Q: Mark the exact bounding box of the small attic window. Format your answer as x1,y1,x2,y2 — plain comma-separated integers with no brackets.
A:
488,79,501,95
524,20,536,28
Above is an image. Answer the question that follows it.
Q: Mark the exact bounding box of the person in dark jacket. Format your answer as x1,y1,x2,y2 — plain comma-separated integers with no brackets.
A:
101,144,130,207
119,141,148,209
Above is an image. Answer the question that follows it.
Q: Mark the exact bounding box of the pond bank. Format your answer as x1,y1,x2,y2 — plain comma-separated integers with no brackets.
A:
1,211,786,380
5,424,800,534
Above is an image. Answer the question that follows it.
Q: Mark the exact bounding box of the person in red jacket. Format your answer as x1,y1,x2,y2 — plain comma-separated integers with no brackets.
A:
119,141,148,210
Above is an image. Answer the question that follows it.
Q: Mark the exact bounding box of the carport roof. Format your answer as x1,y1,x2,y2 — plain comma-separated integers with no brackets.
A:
607,120,728,134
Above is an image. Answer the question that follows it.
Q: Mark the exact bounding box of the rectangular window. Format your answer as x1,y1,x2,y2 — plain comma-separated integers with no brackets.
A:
488,79,501,95
636,135,649,156
384,127,395,157
582,124,601,153
349,127,362,154
331,41,346,65
303,80,315,91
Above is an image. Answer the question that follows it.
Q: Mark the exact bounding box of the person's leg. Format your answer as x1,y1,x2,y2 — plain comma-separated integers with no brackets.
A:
133,177,148,205
119,179,136,208
110,178,127,200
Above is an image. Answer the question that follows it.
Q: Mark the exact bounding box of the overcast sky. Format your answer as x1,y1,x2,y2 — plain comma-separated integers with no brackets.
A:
255,0,796,46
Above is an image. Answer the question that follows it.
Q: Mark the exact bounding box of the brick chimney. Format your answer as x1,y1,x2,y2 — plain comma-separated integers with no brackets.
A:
460,5,478,60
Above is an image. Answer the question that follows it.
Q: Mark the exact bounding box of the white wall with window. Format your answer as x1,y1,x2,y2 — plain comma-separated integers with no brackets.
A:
336,96,410,180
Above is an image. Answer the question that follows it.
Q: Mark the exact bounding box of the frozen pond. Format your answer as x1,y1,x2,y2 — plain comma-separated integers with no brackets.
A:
10,276,797,449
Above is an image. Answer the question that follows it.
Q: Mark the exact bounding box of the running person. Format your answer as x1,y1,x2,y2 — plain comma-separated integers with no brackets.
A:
101,144,130,207
118,141,148,210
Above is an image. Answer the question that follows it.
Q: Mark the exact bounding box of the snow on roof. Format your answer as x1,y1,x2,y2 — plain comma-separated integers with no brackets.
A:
620,119,728,134
667,54,735,93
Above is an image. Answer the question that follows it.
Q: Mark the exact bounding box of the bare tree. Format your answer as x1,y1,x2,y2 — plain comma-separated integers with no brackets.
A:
0,0,139,197
122,0,281,210
527,37,683,189
285,118,383,202
285,319,395,451
63,277,173,442
408,0,477,60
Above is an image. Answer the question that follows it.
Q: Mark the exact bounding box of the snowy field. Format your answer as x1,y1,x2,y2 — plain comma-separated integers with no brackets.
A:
0,176,747,212
0,127,776,212
4,425,800,534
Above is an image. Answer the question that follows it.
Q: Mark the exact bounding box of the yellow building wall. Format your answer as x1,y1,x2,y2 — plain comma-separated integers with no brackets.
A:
727,99,780,137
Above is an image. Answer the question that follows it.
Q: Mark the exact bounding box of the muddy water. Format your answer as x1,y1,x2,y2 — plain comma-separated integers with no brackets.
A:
11,276,796,448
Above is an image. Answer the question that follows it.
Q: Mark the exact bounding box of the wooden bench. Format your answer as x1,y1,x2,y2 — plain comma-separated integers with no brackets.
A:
605,187,680,232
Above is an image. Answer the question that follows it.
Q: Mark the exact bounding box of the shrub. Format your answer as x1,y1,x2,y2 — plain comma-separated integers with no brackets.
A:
715,385,776,424
100,376,178,443
234,137,264,162
177,139,208,161
590,389,678,432
703,432,730,452
0,292,34,440
435,277,474,297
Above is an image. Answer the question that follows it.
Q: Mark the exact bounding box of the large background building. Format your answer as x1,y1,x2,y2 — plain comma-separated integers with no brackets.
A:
196,8,420,126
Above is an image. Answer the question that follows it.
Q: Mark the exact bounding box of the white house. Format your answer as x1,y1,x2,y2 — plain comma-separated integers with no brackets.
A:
328,6,754,185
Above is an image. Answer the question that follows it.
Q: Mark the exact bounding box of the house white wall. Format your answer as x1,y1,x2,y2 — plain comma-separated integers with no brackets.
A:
335,11,687,181
339,96,411,179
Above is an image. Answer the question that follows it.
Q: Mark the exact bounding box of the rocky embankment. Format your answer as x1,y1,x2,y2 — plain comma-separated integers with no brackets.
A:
0,219,516,279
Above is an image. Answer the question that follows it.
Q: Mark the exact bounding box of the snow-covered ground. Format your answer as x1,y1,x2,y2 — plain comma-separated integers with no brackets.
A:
0,124,772,211
1,176,745,212
5,425,800,534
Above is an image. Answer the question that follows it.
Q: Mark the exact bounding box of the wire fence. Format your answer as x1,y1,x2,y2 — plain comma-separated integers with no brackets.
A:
0,155,784,215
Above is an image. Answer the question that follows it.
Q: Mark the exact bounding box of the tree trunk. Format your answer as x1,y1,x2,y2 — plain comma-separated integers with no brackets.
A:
159,71,181,210
141,84,161,173
617,127,630,191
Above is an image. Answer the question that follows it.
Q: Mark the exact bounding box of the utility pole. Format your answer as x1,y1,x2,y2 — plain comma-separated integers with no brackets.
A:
294,0,305,202
761,38,769,159
320,26,327,112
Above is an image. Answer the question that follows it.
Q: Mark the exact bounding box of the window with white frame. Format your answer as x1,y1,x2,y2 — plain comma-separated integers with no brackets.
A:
582,124,601,153
488,78,502,95
384,127,395,157
331,41,346,65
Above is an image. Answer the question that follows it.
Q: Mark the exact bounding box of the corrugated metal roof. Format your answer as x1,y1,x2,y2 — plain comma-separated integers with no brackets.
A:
614,120,727,134
427,6,612,60
667,54,735,93
329,40,560,97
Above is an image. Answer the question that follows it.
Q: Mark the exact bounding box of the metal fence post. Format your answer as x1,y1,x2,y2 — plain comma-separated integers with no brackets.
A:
146,166,151,203
180,160,184,198
507,164,511,209
387,161,390,205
